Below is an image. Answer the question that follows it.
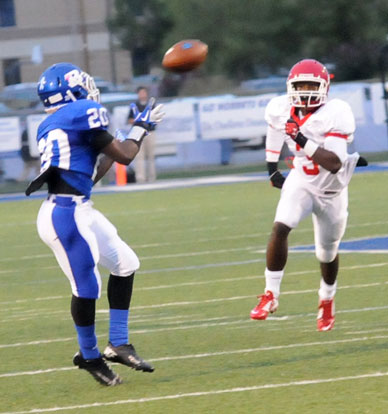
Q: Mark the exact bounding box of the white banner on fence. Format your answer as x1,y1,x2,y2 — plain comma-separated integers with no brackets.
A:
111,106,130,133
26,114,47,158
370,82,386,125
156,100,197,144
112,101,197,144
329,84,366,124
199,94,275,140
0,117,21,153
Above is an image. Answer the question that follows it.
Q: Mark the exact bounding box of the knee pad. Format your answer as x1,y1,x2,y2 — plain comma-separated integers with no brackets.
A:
72,278,101,300
315,242,339,263
110,243,140,277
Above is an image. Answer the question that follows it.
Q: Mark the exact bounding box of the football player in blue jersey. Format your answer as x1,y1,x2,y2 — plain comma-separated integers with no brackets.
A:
26,62,164,386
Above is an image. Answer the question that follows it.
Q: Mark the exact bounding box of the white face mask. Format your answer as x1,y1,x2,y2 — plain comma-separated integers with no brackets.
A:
139,99,148,105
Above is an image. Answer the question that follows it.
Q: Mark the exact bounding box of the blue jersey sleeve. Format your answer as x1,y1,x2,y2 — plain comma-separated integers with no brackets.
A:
71,100,110,131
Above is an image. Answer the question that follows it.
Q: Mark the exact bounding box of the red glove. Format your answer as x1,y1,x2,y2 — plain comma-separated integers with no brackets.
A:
285,118,299,139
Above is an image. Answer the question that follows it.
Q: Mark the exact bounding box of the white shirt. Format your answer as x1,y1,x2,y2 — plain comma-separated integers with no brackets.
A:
265,94,357,193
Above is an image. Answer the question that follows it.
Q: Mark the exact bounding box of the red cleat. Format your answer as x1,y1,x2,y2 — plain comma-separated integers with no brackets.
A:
250,291,279,320
317,299,335,331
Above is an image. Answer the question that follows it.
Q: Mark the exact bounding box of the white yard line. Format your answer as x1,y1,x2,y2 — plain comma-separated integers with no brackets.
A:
1,371,388,413
0,311,202,324
0,265,57,275
0,246,388,282
3,218,388,249
3,219,388,260
149,334,388,362
0,246,259,263
140,246,258,260
1,277,387,321
0,337,76,349
131,282,388,310
345,328,388,335
0,254,52,263
139,259,388,275
2,304,388,349
0,258,265,280
3,259,384,307
137,274,263,291
0,367,76,378
1,334,387,379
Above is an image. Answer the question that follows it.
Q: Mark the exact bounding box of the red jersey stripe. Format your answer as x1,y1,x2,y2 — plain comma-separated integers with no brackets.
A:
325,132,348,139
290,106,315,126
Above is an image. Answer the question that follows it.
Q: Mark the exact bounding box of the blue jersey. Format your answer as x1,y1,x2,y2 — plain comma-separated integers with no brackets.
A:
37,100,110,197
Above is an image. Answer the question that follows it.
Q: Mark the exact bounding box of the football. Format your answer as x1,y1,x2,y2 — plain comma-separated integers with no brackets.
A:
162,39,208,72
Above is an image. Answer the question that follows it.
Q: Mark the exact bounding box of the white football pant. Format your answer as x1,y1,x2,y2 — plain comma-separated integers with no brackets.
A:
37,195,140,299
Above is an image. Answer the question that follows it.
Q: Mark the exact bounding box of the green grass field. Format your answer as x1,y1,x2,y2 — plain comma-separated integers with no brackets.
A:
0,171,387,414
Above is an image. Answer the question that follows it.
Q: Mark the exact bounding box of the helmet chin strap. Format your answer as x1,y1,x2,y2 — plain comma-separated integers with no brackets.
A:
66,90,77,102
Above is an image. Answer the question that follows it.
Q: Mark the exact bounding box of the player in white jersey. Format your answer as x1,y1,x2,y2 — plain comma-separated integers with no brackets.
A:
26,63,164,385
250,59,367,331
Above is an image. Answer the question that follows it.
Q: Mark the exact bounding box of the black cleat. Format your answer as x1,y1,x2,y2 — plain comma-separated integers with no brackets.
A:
103,342,154,373
73,351,122,386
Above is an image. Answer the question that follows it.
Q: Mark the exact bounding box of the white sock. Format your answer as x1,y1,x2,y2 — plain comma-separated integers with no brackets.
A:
264,268,284,298
318,279,337,300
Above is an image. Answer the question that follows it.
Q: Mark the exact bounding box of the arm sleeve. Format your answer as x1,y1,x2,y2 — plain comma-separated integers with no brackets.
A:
265,125,285,162
324,136,348,164
89,129,115,152
323,100,355,163
264,96,288,162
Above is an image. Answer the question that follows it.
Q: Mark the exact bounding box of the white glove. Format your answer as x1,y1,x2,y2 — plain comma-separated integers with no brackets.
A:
150,103,165,124
127,98,165,142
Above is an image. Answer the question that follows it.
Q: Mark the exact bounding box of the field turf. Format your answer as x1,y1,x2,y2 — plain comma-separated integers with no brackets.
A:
0,170,387,413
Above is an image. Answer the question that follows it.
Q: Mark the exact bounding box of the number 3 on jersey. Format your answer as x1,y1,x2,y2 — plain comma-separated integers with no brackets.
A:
296,143,320,175
87,107,109,128
303,156,319,175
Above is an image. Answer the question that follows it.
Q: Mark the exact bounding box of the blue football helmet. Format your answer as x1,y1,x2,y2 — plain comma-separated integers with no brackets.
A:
37,62,100,110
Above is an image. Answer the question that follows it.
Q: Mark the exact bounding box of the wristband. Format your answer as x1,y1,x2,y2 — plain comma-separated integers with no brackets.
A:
303,140,319,157
294,132,308,147
134,120,155,131
267,162,278,176
294,132,319,157
127,125,147,142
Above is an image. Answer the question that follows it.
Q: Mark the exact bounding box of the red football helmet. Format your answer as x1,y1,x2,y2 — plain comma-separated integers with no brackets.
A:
287,59,330,108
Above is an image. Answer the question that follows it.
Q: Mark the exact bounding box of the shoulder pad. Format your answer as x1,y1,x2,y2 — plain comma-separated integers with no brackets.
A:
323,99,355,136
72,99,104,111
265,95,290,130
40,100,109,136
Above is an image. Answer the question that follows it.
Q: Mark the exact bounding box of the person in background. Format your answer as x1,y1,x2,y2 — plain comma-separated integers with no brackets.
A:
128,86,157,183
